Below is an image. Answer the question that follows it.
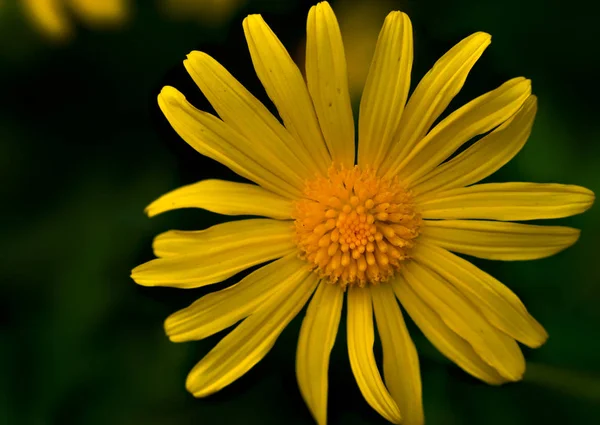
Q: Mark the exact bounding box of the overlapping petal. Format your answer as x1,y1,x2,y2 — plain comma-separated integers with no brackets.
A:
372,284,423,425
412,96,537,196
165,253,306,342
184,51,316,184
157,87,301,198
297,283,344,425
402,261,525,381
186,270,318,397
131,219,295,288
392,275,507,385
380,32,491,176
347,287,402,424
243,14,331,174
394,77,532,183
412,243,547,347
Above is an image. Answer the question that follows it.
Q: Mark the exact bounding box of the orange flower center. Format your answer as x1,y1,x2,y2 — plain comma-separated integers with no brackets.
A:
293,166,421,287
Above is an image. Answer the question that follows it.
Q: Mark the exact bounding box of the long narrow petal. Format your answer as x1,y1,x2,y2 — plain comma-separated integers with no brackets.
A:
184,52,316,184
371,284,423,425
145,179,294,219
358,11,412,170
402,261,525,381
412,243,547,347
393,78,531,183
186,270,318,397
379,32,491,176
165,253,305,342
297,282,344,425
158,87,301,198
153,219,293,257
306,1,355,167
413,96,537,196
131,221,295,288
417,182,594,220
392,275,507,385
347,287,402,424
243,14,331,173
419,220,581,261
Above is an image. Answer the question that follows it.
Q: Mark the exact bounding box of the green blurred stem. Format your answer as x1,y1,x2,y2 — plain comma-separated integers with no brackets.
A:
524,362,600,401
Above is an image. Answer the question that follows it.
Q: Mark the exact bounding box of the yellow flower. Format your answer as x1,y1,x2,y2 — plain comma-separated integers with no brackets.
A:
131,2,594,424
21,0,129,42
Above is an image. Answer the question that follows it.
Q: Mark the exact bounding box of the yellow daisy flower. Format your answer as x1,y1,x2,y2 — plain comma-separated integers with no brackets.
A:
132,2,594,424
21,0,129,42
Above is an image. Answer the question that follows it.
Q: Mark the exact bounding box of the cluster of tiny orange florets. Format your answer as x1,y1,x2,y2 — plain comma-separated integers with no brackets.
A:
293,166,421,287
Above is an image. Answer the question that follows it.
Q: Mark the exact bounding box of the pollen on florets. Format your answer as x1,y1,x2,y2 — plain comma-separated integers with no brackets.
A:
292,165,421,288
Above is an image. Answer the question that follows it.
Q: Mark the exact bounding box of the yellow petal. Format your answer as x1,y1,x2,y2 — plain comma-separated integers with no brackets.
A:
306,1,355,167
158,86,301,199
419,220,581,261
347,287,402,424
23,0,72,41
131,220,295,288
186,270,318,397
392,275,506,385
358,11,412,170
184,51,315,185
417,182,595,221
165,253,305,342
296,282,344,425
380,32,491,176
412,243,547,348
145,179,294,219
243,14,331,174
394,78,531,183
402,261,525,381
371,284,423,425
413,96,537,196
68,0,129,28
153,218,294,257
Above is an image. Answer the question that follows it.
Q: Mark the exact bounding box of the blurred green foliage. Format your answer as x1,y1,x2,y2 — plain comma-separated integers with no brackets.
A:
1,0,599,424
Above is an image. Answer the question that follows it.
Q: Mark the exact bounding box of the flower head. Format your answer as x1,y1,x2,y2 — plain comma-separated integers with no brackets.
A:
132,2,594,424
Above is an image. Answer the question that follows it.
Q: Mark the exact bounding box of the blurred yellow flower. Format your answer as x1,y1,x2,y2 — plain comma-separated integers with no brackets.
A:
160,0,246,26
132,1,594,424
22,0,130,42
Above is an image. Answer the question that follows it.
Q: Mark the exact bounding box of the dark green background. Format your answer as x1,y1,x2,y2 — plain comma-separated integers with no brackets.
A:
2,0,599,424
